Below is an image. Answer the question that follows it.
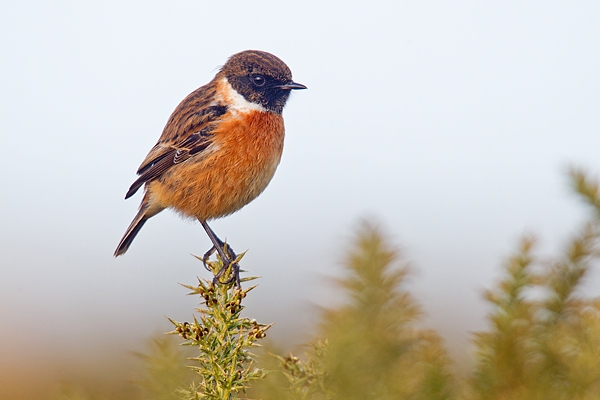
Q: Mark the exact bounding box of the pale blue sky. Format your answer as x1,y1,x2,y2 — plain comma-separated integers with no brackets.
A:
2,1,600,373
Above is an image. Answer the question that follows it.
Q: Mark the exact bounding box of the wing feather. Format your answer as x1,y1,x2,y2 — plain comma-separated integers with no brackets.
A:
124,86,228,199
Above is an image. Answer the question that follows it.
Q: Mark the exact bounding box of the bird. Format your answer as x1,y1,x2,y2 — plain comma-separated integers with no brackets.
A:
114,50,306,285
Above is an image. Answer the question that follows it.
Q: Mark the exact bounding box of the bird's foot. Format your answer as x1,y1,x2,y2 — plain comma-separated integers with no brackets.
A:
213,259,241,288
203,242,241,288
202,246,216,271
202,240,237,268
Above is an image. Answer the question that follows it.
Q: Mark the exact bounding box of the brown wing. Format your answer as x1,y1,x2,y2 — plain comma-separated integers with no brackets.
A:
124,85,228,199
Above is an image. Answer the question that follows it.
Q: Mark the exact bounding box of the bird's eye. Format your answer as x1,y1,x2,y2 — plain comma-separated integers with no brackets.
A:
252,75,266,87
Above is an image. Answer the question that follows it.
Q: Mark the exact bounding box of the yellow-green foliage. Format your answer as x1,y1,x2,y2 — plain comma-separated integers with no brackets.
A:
132,335,196,400
252,223,456,400
253,169,600,400
471,168,600,400
273,339,331,400
319,224,455,400
169,255,270,399
45,169,600,400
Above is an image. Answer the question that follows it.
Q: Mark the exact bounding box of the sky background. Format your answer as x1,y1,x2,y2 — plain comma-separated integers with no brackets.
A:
2,0,600,395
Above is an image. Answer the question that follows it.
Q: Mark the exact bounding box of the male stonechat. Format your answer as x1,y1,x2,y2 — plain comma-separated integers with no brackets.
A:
114,50,306,285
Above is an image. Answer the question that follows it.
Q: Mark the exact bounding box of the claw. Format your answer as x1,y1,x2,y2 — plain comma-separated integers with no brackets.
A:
212,261,240,287
202,246,217,271
200,220,242,288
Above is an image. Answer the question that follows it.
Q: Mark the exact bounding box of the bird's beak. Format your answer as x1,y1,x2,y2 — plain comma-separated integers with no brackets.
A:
278,81,307,90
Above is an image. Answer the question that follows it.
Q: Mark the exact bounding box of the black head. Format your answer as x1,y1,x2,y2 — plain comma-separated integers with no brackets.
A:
220,50,306,114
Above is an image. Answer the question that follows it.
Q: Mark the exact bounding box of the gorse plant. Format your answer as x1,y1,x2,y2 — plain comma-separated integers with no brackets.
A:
158,168,600,400
251,169,600,400
317,224,455,400
273,339,331,400
251,223,456,400
46,169,600,400
133,335,196,400
471,168,600,400
169,254,270,400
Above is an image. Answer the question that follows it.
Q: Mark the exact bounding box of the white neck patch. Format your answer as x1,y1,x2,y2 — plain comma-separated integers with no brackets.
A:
218,77,268,113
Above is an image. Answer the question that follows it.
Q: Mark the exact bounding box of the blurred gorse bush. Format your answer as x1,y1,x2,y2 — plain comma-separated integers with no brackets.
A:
54,169,600,400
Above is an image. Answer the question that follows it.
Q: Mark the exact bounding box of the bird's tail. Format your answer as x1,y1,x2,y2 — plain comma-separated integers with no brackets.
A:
114,192,162,257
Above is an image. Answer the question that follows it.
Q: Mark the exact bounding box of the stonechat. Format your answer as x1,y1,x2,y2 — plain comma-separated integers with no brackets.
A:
114,50,306,284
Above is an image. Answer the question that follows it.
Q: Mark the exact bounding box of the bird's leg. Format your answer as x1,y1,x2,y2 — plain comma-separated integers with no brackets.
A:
200,220,240,287
201,233,237,268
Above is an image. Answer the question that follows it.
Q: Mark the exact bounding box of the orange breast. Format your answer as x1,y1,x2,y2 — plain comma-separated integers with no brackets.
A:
149,111,285,221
